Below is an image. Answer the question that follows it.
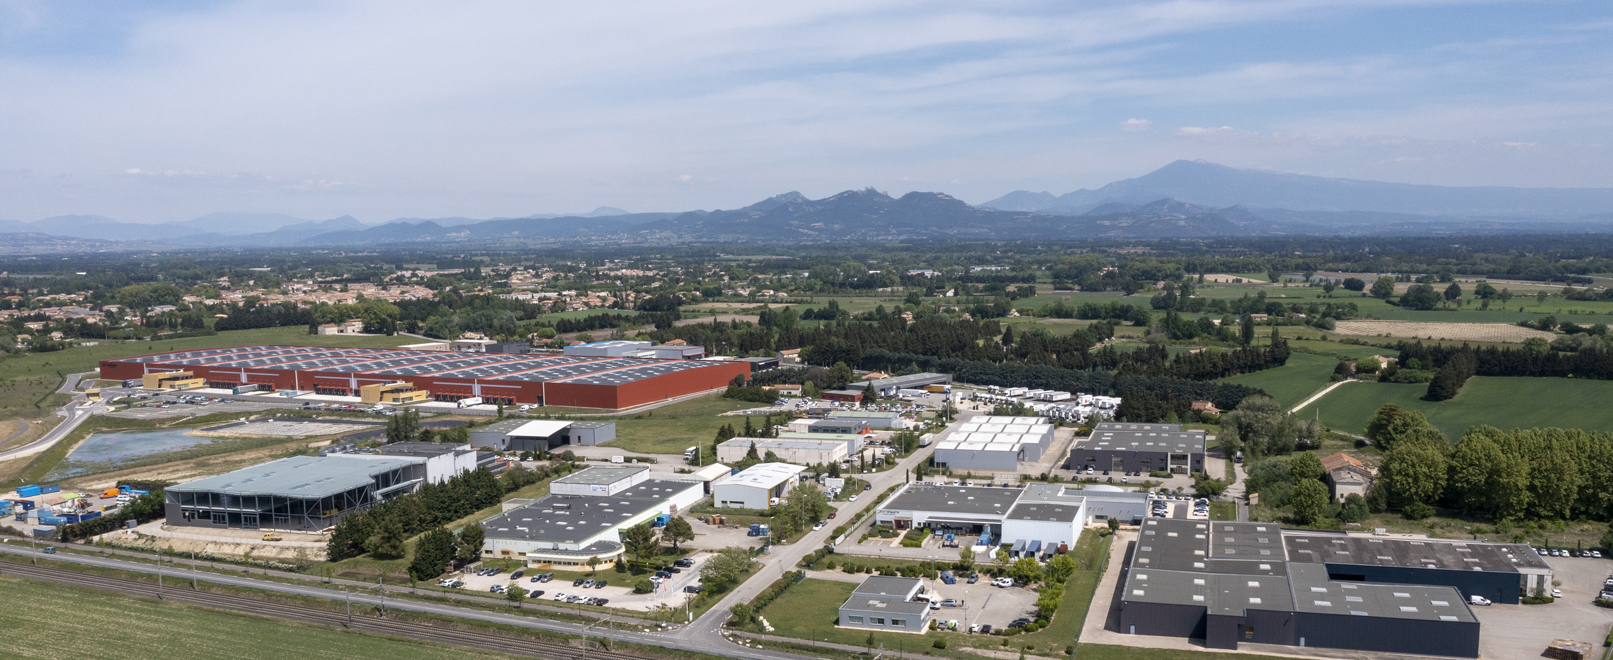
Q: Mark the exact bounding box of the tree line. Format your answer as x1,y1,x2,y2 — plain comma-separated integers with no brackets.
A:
1392,341,1613,400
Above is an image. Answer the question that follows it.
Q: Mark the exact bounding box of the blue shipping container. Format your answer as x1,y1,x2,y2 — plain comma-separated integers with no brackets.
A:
17,485,41,497
41,516,67,526
40,485,60,494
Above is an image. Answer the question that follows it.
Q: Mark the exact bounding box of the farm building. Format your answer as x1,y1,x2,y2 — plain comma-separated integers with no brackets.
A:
1117,518,1552,657
469,419,617,451
479,474,703,567
837,576,932,633
98,345,748,410
717,438,849,465
711,463,805,509
930,416,1054,471
163,455,427,531
1065,422,1205,474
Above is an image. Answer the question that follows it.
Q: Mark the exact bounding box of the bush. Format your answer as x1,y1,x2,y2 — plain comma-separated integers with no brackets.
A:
1521,596,1556,605
1402,502,1435,520
634,578,654,594
932,638,947,649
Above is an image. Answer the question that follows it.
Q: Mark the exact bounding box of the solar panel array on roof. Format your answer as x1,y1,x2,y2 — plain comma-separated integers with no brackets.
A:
123,346,280,363
426,355,595,380
492,358,646,383
308,351,470,373
560,359,714,385
365,353,531,377
147,346,315,366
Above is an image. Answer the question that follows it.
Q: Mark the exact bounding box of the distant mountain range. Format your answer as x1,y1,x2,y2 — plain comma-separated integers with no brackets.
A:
3,161,1611,252
980,160,1613,218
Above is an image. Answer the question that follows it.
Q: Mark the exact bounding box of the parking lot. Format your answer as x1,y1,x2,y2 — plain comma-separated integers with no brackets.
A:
1471,554,1613,659
448,554,709,612
920,574,1039,631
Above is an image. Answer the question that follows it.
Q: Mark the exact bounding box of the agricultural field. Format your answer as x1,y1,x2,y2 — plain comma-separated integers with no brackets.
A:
1297,376,1613,439
0,575,520,660
1217,351,1338,409
1332,321,1553,343
0,326,417,421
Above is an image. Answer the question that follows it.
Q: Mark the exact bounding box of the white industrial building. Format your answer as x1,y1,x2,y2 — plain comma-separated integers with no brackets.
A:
335,442,478,484
480,467,703,567
717,438,848,465
874,482,1090,557
550,465,651,496
827,411,905,430
469,418,617,451
711,462,806,509
930,416,1055,471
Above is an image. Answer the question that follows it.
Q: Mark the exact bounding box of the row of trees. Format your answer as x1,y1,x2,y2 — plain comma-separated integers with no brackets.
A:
1392,341,1613,401
1367,404,1613,522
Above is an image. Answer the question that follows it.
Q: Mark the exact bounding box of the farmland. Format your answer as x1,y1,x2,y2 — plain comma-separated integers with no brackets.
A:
1332,321,1553,343
0,575,520,660
1217,351,1338,409
1296,376,1613,439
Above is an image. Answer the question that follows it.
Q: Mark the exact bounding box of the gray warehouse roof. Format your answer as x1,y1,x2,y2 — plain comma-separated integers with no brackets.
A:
1125,568,1295,617
1006,501,1085,522
1286,563,1474,622
1092,422,1182,432
167,455,420,499
1284,531,1548,573
853,576,923,597
481,484,697,544
863,373,951,389
554,465,649,486
1080,429,1205,454
881,484,1022,517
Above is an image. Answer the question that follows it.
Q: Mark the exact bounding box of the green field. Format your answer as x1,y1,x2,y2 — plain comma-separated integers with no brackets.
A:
0,575,519,660
1297,376,1613,439
0,326,416,421
1218,351,1338,409
593,394,760,455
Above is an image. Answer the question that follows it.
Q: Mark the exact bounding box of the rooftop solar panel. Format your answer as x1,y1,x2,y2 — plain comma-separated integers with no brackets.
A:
308,351,473,373
559,359,718,385
364,353,531,377
490,357,647,383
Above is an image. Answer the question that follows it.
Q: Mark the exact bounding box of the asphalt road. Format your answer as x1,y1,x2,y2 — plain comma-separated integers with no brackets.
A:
0,371,102,462
667,413,969,645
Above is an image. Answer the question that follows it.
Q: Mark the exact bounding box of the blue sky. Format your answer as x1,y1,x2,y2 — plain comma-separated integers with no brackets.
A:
0,0,1608,223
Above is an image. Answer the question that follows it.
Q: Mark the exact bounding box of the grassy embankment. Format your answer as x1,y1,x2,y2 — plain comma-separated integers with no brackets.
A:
0,574,522,660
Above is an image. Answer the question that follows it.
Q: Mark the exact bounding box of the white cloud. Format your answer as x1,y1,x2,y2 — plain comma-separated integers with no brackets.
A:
1120,118,1152,132
1175,126,1257,138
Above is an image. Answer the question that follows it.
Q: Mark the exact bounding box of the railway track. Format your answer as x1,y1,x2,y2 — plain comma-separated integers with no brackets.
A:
0,562,654,660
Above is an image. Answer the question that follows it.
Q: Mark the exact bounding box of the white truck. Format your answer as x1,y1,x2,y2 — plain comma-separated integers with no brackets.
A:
456,397,483,408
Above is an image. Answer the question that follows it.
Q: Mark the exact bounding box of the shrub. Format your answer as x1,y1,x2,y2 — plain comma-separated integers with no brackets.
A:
1402,502,1435,520
932,638,947,649
633,578,655,594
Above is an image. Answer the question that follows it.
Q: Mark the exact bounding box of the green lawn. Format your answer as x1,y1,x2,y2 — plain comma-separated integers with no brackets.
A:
1218,351,1338,409
606,395,763,455
1297,376,1613,439
0,575,520,660
0,326,417,421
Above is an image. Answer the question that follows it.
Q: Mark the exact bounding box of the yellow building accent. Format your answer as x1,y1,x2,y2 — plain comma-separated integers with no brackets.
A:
360,381,430,404
85,389,101,401
142,371,205,391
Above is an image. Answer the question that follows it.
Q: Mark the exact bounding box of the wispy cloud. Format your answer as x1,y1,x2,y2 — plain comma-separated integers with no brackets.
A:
0,0,1606,221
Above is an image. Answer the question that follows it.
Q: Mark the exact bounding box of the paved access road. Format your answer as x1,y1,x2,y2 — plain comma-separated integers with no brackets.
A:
0,371,103,461
666,413,971,645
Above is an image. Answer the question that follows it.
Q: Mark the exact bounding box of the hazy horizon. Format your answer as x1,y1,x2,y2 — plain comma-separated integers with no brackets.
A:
2,1,1610,224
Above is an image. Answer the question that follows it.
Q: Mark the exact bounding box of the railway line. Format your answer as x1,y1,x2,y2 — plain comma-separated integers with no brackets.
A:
0,561,654,660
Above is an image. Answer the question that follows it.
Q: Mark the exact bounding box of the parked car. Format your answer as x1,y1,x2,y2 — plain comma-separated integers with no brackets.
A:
1552,588,1563,598
1009,618,1031,628
939,599,960,607
528,590,545,598
1468,595,1491,606
510,570,524,579
978,624,992,634
967,573,979,584
582,579,596,588
574,578,587,586
674,558,695,568
552,592,567,601
684,585,703,593
813,521,827,531
594,580,608,589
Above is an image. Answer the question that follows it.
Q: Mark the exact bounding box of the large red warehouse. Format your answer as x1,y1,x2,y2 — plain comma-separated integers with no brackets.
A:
98,345,751,410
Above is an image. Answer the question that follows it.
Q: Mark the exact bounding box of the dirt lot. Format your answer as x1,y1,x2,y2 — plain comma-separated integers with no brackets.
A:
678,514,768,551
1332,320,1553,343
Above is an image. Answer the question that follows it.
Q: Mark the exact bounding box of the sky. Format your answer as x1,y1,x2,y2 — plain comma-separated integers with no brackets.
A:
0,0,1609,224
